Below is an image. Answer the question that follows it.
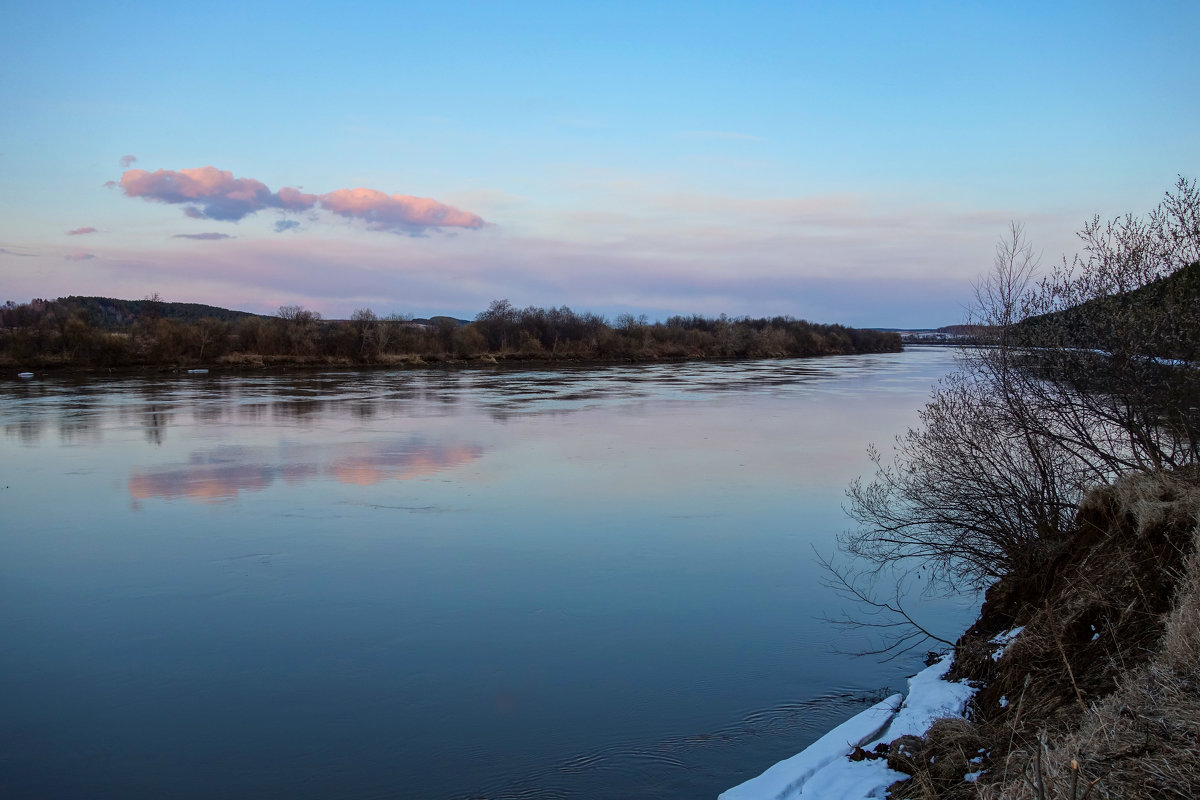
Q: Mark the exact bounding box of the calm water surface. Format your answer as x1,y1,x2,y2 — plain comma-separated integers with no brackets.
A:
1,349,975,799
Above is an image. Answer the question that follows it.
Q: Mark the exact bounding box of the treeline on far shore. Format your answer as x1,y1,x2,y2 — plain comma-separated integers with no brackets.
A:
0,296,901,371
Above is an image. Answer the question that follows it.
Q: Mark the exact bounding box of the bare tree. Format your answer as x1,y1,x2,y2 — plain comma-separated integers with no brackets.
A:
973,222,1040,333
277,304,321,355
351,308,379,357
845,365,1080,590
474,299,519,351
844,178,1200,606
1010,177,1200,472
190,317,228,361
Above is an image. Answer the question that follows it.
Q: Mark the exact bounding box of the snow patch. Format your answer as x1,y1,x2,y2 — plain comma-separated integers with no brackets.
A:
989,626,1025,660
717,694,901,800
874,655,976,741
719,655,976,800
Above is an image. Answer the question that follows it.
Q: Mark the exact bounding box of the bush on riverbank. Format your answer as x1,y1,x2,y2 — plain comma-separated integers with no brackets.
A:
847,178,1200,606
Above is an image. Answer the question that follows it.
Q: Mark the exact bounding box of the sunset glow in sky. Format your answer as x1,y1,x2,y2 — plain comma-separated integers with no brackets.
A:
3,1,1197,326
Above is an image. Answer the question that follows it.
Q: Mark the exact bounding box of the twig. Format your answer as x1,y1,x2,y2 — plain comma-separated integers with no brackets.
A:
814,549,955,661
1045,599,1088,712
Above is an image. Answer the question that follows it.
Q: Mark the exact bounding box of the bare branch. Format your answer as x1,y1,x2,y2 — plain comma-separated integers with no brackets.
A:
815,549,956,661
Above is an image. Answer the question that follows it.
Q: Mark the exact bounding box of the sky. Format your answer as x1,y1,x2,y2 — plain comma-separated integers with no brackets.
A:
2,1,1197,327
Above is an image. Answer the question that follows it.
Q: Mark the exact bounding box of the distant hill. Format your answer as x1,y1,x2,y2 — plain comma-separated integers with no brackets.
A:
56,296,268,329
1017,260,1200,360
417,316,470,327
10,296,478,330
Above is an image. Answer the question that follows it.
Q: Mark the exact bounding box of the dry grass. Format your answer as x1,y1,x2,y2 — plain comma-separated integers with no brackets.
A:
966,473,1198,729
216,353,363,368
889,718,988,800
217,351,265,367
978,524,1200,799
890,471,1200,799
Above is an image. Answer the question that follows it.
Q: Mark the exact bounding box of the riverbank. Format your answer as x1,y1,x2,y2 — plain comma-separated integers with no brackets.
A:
3,345,908,379
723,470,1200,799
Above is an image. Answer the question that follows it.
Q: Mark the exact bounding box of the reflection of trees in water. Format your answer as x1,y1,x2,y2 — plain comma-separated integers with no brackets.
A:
7,358,872,459
58,411,101,444
270,398,322,421
238,403,269,424
126,382,174,446
142,406,168,445
3,381,54,444
5,417,45,445
420,371,465,406
212,373,458,421
192,403,224,425
350,401,377,421
53,392,107,444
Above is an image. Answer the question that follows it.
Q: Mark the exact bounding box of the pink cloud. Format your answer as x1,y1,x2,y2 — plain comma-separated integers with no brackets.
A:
173,232,234,240
320,188,484,232
119,166,317,221
277,186,319,209
115,165,484,232
65,250,96,261
119,154,137,168
67,226,98,236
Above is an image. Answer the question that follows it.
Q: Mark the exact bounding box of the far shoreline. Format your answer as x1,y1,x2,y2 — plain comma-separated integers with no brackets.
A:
4,345,917,380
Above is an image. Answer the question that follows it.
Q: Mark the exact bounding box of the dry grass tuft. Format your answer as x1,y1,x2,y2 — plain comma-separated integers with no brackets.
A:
373,353,427,366
888,718,988,800
218,352,265,367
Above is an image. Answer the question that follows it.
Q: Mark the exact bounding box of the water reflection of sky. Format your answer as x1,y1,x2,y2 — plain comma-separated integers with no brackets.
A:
0,349,975,800
129,439,485,504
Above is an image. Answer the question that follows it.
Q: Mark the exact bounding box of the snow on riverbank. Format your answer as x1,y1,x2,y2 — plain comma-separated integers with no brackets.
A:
719,655,975,800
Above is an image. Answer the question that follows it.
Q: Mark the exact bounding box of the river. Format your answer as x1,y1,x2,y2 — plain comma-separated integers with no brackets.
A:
0,348,976,799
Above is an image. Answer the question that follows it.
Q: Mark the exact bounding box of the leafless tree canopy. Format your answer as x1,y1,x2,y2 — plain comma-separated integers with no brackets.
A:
845,178,1200,597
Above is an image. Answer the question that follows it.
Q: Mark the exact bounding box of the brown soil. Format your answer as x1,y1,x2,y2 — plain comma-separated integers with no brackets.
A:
887,470,1200,799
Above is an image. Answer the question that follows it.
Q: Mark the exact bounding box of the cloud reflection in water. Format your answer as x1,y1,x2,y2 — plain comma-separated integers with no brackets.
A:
129,437,484,505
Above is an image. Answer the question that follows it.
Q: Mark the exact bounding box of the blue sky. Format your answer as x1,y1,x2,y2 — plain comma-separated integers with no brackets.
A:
2,0,1197,326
